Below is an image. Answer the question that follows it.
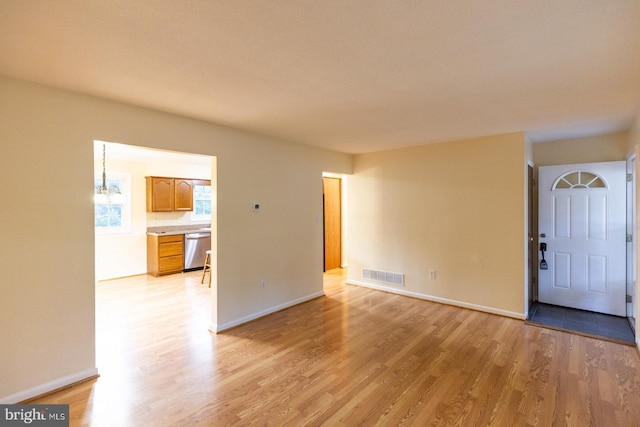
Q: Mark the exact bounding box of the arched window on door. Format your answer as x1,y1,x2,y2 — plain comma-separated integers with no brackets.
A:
552,171,606,189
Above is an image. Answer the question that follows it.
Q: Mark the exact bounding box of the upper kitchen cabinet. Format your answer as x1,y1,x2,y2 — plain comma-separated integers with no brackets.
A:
146,177,174,212
146,177,196,212
174,179,194,211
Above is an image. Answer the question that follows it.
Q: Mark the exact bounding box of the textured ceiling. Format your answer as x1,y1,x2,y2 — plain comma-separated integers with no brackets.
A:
1,1,639,154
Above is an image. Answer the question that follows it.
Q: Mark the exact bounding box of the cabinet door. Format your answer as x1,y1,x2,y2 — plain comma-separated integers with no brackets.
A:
158,255,184,273
147,177,174,212
158,241,184,257
174,179,194,211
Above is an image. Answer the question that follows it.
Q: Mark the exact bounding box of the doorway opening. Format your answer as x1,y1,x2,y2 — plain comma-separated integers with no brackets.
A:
92,140,218,397
527,160,636,344
322,173,347,272
93,141,215,281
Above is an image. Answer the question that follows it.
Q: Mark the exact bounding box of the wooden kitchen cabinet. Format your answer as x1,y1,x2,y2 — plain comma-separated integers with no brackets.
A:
146,177,174,212
146,177,194,212
147,234,184,276
174,179,194,211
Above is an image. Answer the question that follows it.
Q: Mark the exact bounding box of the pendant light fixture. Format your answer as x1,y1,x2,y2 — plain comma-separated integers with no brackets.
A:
94,143,122,204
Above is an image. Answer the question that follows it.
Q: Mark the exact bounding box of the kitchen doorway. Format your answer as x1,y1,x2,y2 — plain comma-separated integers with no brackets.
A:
93,140,215,282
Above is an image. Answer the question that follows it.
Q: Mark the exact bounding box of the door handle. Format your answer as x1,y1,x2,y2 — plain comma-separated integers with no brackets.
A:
539,242,548,270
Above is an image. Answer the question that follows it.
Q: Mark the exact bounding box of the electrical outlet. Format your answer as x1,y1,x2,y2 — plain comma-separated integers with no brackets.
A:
428,270,436,279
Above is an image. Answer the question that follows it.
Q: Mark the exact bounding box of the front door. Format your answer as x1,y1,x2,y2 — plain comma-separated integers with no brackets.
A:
538,161,626,316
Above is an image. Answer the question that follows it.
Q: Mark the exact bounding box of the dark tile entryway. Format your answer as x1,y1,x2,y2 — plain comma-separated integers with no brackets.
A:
527,302,635,345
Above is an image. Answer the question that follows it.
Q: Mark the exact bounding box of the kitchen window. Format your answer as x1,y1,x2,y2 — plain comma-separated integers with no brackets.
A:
94,172,131,234
191,183,212,220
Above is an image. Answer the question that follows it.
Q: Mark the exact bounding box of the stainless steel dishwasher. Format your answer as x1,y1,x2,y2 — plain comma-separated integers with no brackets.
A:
184,232,211,271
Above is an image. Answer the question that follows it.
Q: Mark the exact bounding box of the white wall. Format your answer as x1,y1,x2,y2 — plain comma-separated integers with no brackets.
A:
213,136,352,330
347,133,526,318
0,76,352,402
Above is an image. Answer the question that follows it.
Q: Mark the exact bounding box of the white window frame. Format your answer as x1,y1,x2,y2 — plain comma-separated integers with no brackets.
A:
94,172,132,235
190,182,212,221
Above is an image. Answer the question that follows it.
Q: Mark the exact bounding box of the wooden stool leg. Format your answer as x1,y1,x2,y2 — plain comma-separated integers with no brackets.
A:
201,252,210,284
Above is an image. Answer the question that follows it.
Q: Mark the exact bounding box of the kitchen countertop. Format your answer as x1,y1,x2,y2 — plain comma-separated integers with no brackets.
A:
146,225,211,236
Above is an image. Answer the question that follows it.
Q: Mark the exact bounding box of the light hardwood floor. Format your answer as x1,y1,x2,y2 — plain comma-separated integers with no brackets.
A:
31,269,640,426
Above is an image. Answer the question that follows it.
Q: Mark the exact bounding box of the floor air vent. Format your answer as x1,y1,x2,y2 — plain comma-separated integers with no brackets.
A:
362,268,404,286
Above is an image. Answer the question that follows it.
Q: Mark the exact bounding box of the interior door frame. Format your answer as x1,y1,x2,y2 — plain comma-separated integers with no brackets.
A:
634,148,640,343
627,154,636,333
527,162,536,316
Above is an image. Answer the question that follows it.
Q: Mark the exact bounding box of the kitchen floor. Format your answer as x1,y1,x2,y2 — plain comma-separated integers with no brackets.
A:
527,302,635,345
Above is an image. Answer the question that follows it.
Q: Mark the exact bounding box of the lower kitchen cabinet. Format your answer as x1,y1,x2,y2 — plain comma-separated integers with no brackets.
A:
147,234,184,276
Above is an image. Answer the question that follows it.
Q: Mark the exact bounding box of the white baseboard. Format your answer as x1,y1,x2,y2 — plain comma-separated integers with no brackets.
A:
1,367,99,404
347,279,526,320
209,291,326,333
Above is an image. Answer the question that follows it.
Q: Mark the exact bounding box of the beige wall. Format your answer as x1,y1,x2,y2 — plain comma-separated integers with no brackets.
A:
347,133,526,317
0,76,352,402
628,114,640,156
533,132,628,166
